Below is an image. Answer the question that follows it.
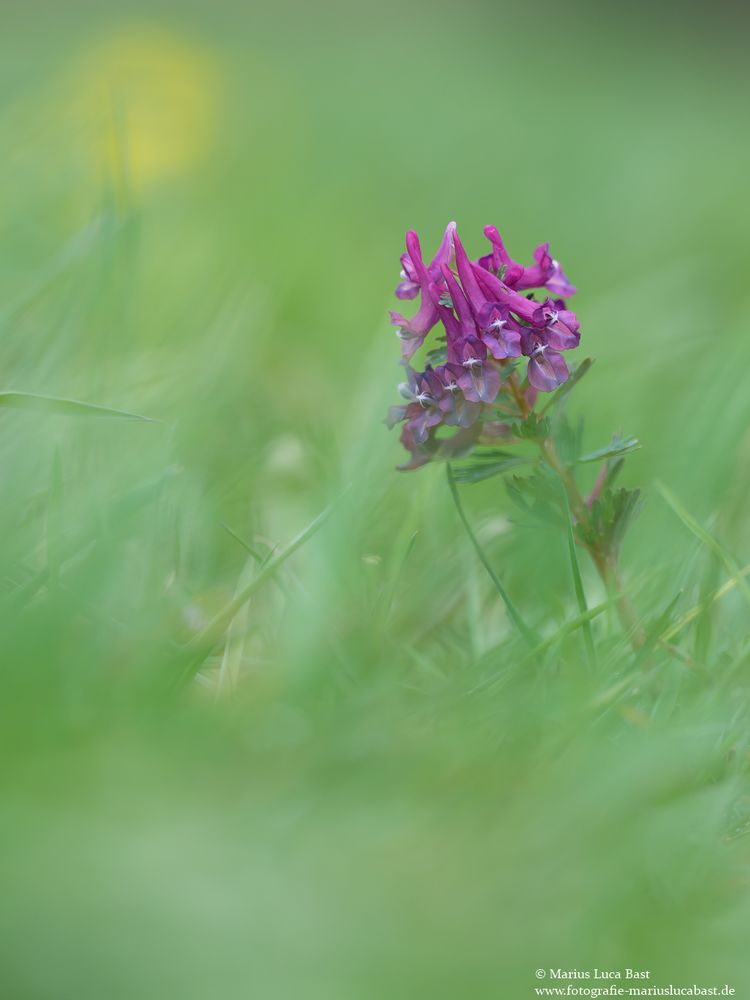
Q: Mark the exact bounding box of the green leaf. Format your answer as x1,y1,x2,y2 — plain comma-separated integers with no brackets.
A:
506,466,565,527
575,486,642,555
452,460,530,484
0,391,156,422
554,415,584,467
461,447,522,461
602,457,626,491
511,412,551,442
452,449,533,484
577,435,641,464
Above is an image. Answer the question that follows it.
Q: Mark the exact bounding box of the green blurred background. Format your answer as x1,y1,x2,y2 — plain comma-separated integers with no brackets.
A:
1,2,750,997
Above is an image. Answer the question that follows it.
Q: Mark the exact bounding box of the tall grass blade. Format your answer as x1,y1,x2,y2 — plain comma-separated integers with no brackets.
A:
0,392,156,422
656,480,750,613
446,463,538,650
660,562,750,644
561,486,596,670
179,497,338,682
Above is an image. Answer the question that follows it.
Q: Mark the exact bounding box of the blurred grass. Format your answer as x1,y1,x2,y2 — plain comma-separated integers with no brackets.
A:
1,1,750,997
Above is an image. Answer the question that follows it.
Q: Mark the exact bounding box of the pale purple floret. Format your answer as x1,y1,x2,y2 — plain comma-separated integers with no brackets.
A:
433,364,481,427
521,300,580,392
392,366,449,445
543,256,577,300
477,303,523,360
522,331,570,393
453,337,501,404
531,299,580,351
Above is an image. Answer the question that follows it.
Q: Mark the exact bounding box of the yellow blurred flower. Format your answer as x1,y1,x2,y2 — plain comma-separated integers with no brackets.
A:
67,25,220,196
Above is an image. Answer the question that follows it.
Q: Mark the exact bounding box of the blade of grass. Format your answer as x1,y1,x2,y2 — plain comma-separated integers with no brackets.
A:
472,598,616,693
693,556,720,666
216,554,257,698
46,447,64,590
446,463,538,650
632,591,685,669
0,391,156,421
7,469,179,610
0,216,118,331
525,599,613,662
590,672,643,711
177,496,339,684
221,522,265,563
378,530,418,629
376,473,430,629
561,485,596,671
656,480,750,613
660,562,750,644
221,522,291,600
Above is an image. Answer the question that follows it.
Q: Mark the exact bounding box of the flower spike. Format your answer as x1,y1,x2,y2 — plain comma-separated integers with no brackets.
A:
386,220,580,467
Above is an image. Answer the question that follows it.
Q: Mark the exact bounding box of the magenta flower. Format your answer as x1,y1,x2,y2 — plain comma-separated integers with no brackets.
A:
395,220,456,299
479,225,577,299
477,225,524,284
390,223,456,360
386,221,581,466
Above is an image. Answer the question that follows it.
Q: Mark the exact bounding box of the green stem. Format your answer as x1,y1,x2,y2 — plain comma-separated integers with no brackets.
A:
552,441,644,648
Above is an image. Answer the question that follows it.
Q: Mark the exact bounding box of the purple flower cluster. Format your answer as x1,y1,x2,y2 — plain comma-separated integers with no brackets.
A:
388,222,580,467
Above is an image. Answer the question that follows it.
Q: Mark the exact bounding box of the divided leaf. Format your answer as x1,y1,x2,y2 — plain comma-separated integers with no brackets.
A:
575,486,642,555
513,412,551,442
554,415,585,467
452,449,533,484
578,435,641,465
506,466,565,527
